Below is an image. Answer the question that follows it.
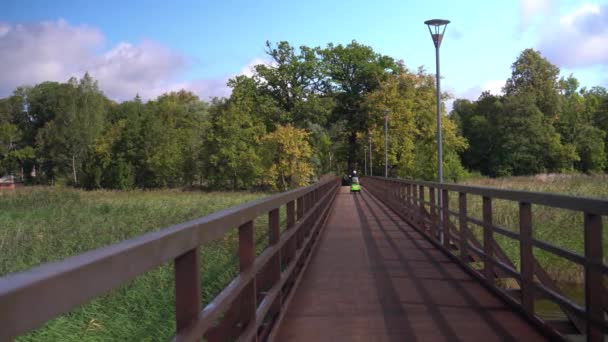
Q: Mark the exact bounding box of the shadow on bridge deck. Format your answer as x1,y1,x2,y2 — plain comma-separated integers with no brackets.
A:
275,187,546,341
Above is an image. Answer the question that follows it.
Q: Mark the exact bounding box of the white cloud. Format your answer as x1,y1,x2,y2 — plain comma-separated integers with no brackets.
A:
559,3,600,26
0,19,265,101
537,3,608,68
91,41,186,100
239,58,272,77
455,79,504,103
481,80,505,95
0,23,10,37
520,0,553,30
0,20,103,95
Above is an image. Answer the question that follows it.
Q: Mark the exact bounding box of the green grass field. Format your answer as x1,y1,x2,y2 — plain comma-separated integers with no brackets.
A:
0,187,269,341
455,173,608,285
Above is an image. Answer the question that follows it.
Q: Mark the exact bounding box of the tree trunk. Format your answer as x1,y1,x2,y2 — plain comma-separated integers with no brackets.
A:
72,155,78,185
348,131,357,173
281,173,287,192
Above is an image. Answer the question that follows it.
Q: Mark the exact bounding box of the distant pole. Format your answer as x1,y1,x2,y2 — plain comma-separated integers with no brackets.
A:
369,135,373,177
364,148,368,176
384,112,389,178
425,18,450,243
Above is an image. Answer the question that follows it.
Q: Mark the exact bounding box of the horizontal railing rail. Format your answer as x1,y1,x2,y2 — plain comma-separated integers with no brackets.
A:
0,177,340,341
362,176,607,342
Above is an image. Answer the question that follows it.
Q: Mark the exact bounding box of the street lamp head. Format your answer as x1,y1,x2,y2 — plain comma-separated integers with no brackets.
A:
424,19,450,48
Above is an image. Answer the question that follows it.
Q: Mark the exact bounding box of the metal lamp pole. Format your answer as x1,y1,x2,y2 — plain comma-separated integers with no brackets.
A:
425,18,449,242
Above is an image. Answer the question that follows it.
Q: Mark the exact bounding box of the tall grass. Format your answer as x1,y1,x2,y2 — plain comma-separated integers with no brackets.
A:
454,173,608,285
0,187,269,341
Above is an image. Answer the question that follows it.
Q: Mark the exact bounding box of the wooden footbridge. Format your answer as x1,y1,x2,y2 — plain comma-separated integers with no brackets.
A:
1,177,607,341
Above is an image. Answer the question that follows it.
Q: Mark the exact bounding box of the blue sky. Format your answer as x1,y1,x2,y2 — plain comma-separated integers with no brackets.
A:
1,0,607,103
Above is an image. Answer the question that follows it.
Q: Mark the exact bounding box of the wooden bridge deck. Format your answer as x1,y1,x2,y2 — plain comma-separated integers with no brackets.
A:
275,187,547,341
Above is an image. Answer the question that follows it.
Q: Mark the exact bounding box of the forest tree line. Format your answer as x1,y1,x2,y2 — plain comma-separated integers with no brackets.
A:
0,42,607,190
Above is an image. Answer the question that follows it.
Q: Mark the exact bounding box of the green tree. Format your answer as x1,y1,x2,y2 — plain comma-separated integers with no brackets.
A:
504,49,562,119
319,41,399,171
494,95,576,176
202,77,266,189
35,74,107,185
254,41,333,128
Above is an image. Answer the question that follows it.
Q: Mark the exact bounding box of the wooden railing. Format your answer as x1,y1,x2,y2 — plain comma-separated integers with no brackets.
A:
363,176,608,342
0,177,340,341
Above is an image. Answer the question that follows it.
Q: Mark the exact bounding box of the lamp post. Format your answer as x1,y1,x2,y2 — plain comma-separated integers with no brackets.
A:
425,18,449,243
384,111,389,178
369,134,373,177
364,147,367,176
424,18,449,184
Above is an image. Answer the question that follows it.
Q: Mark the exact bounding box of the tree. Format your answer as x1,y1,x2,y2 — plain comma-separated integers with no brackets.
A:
364,67,467,181
319,41,400,171
202,77,266,189
557,76,606,172
261,124,314,190
35,74,107,185
254,41,333,128
492,95,576,176
504,49,562,119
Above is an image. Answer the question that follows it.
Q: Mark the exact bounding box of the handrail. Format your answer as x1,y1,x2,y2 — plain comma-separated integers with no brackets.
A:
362,176,607,342
0,177,340,341
371,176,608,215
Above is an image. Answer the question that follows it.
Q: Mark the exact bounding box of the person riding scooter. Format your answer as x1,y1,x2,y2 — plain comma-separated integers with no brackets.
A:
350,170,360,193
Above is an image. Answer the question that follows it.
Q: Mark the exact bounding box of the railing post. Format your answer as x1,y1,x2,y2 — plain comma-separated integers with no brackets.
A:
284,201,296,268
287,201,295,229
268,208,281,316
296,196,304,250
296,197,304,221
584,213,603,342
519,202,534,315
419,185,425,232
459,192,468,263
483,197,494,284
411,184,418,221
429,187,437,239
174,248,201,333
238,221,256,332
442,189,450,249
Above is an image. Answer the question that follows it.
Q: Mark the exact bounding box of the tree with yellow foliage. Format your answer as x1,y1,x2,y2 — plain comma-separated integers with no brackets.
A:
262,124,314,191
363,66,468,181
